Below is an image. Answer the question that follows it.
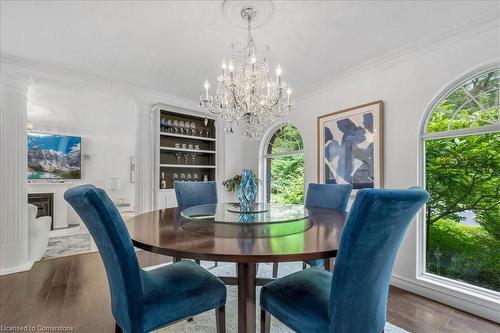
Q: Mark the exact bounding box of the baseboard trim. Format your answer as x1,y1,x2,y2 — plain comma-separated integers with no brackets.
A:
0,260,34,276
391,274,500,323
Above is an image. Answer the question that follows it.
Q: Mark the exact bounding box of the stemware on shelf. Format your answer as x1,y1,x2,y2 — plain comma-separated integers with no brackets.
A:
173,173,179,182
191,152,197,165
193,173,199,181
205,128,210,137
173,120,179,133
191,122,196,135
186,173,192,182
166,119,173,132
175,152,182,164
183,153,189,165
180,173,186,181
179,120,185,134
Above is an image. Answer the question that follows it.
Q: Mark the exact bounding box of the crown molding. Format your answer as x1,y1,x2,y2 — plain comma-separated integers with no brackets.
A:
296,10,500,101
0,54,199,111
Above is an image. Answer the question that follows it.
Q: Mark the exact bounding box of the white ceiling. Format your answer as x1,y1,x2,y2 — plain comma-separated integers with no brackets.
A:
1,1,498,101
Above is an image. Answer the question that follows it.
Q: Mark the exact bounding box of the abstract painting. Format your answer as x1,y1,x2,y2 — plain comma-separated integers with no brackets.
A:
317,101,383,189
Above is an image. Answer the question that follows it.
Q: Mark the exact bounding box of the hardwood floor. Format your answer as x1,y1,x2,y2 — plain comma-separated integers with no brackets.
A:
0,252,498,333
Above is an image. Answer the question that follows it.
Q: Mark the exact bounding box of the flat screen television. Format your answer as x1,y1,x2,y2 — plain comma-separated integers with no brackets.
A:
27,133,81,179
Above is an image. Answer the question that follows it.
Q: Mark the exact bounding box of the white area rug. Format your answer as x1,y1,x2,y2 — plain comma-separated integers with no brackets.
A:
42,232,97,260
149,261,409,333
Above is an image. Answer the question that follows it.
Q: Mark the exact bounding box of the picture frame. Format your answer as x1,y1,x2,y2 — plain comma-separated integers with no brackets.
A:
317,100,384,189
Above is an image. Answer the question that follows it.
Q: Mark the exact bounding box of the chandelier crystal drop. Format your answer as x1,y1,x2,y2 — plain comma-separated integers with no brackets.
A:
200,7,292,139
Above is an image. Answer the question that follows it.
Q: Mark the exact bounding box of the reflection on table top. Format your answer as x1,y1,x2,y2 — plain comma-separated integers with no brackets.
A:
180,202,309,224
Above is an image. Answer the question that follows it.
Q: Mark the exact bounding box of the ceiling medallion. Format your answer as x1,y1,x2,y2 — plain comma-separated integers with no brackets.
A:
199,1,292,139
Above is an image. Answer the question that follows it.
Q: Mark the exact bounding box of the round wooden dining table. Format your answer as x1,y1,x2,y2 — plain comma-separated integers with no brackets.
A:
126,204,347,333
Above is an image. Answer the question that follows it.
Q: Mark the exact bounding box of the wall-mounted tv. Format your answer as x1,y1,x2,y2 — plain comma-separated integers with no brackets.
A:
28,133,81,179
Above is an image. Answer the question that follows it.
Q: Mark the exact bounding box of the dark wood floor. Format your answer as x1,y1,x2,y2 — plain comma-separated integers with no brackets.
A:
0,252,498,333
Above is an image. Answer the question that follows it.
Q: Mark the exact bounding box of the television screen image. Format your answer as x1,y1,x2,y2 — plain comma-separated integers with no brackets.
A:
27,133,81,179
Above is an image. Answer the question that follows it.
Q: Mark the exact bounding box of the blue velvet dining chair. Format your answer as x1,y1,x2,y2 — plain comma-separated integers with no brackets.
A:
64,185,226,333
272,183,353,278
303,183,353,269
174,180,218,266
261,187,429,333
174,180,218,209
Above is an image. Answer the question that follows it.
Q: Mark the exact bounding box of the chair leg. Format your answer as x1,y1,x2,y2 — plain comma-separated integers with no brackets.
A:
173,257,182,262
115,323,122,333
260,309,270,333
272,262,278,278
195,259,201,265
216,306,226,333
324,258,331,272
302,261,307,270
214,261,218,267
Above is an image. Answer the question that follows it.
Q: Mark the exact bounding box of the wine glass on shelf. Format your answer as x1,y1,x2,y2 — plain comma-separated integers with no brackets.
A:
183,153,189,165
179,120,185,134
193,173,198,182
166,119,173,132
172,173,179,183
180,173,186,181
186,173,192,182
173,120,179,133
205,127,210,138
191,152,197,165
190,122,196,135
175,152,182,164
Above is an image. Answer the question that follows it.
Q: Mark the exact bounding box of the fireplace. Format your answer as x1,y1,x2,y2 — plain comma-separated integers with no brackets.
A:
28,193,54,230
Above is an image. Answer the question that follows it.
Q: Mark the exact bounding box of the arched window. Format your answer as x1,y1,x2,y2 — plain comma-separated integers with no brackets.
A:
421,68,499,292
263,125,304,204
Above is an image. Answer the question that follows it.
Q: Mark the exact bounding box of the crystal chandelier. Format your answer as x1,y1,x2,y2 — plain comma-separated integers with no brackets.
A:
200,6,292,139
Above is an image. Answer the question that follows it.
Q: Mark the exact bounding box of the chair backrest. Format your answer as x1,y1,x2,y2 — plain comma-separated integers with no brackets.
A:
329,187,429,333
174,181,218,209
27,204,37,225
64,185,144,332
305,183,353,211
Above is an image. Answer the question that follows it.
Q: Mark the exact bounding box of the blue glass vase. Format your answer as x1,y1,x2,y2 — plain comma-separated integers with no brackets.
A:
238,169,256,212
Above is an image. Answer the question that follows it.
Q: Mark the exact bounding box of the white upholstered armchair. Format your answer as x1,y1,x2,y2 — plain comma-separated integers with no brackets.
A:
27,204,52,261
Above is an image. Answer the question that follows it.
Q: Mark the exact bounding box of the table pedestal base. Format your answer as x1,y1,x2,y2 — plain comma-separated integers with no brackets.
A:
237,263,257,333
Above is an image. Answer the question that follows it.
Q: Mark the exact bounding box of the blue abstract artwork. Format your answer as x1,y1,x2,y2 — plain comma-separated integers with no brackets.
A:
323,112,374,189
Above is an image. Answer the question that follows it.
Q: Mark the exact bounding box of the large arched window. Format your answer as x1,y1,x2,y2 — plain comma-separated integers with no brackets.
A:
263,125,304,204
421,68,499,293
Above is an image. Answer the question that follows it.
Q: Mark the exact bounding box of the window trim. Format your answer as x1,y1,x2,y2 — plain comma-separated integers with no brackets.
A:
417,62,500,301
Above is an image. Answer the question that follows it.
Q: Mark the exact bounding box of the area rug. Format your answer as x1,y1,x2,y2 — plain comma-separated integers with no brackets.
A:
42,232,96,260
150,261,409,333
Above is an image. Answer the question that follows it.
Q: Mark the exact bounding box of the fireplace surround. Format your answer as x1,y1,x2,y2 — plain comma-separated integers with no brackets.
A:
28,193,54,230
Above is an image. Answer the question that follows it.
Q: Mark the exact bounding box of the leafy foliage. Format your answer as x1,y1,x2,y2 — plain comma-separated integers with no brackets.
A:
222,170,260,192
267,126,305,204
270,155,305,204
425,132,500,239
427,220,500,291
425,69,500,291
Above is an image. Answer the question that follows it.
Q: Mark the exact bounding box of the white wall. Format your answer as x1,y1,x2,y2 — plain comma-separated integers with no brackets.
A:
27,81,136,225
287,28,499,319
221,128,260,202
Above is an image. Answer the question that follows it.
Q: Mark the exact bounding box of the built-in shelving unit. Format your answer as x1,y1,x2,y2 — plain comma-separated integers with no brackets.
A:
157,109,217,189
